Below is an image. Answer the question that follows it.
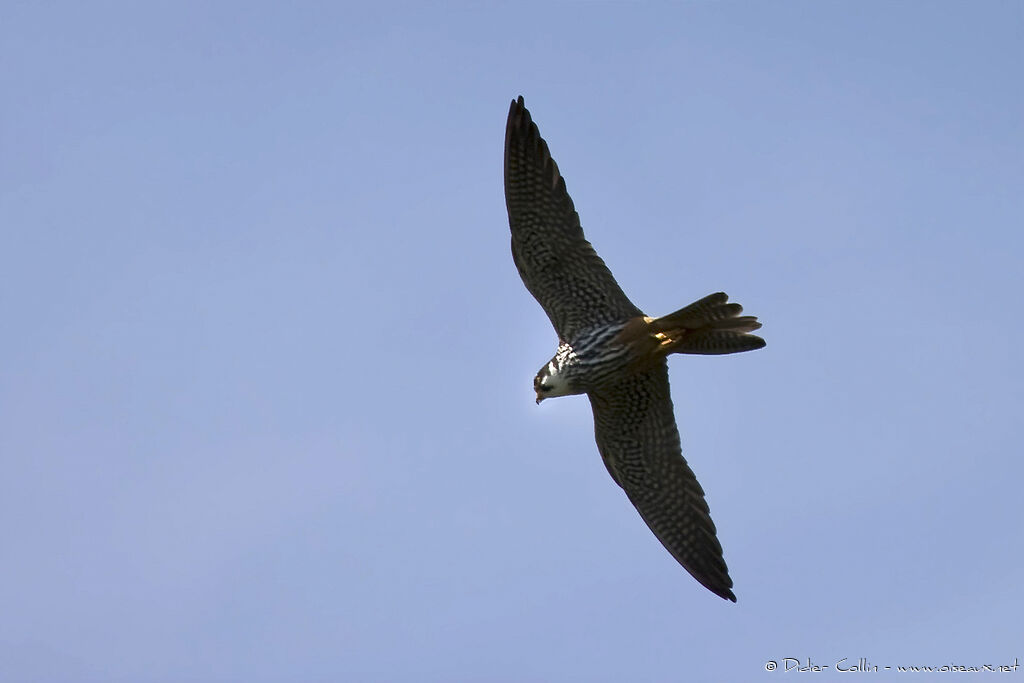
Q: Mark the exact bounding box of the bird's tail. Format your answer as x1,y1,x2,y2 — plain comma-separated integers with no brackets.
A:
649,292,765,356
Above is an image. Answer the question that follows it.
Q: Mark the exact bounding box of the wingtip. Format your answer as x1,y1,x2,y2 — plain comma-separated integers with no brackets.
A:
508,95,526,118
506,96,529,140
505,95,566,198
706,581,737,602
507,95,531,130
702,573,737,602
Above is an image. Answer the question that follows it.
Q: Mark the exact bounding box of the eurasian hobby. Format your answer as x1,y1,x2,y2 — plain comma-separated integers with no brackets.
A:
504,96,765,602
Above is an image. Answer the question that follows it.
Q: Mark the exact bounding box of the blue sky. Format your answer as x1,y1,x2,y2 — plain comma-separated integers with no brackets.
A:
2,2,1022,681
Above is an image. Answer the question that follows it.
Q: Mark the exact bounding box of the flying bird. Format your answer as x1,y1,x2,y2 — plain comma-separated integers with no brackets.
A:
504,96,765,602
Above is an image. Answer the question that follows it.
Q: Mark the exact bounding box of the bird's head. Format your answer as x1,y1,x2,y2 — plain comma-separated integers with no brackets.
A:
533,357,578,404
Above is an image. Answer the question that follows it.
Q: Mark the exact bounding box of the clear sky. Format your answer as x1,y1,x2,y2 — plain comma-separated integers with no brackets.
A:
2,2,1022,681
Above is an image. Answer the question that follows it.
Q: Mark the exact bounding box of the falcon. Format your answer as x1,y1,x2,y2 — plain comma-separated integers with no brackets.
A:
504,96,765,602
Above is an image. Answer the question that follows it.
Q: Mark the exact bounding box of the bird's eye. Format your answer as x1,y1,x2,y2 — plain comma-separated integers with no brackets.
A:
540,385,553,393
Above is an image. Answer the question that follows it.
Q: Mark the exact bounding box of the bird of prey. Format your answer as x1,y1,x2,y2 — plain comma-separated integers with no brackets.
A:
504,96,765,602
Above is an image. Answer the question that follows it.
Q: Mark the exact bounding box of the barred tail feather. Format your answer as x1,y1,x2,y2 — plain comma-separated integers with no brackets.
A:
671,329,766,355
652,292,766,356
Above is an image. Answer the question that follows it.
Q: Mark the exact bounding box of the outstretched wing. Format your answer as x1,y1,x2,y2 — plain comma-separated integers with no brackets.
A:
504,96,642,342
589,362,736,601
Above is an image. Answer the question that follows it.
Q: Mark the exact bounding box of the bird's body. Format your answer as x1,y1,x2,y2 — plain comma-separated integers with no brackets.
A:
504,96,765,602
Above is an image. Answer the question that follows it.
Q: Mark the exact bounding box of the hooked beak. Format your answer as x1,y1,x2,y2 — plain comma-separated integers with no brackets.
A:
535,393,545,405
